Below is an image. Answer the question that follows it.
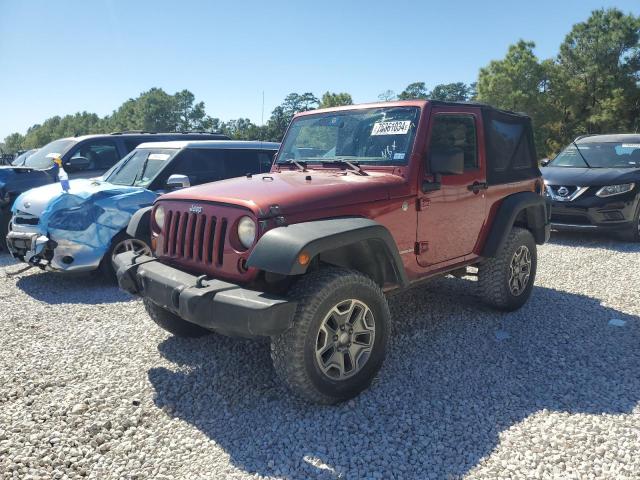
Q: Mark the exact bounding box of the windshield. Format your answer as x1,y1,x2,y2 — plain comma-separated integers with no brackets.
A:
11,149,37,166
550,142,640,168
277,106,420,166
23,139,76,169
103,148,178,187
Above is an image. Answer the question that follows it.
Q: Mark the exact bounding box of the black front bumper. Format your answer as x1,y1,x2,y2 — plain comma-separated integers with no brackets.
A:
548,193,639,232
114,251,297,338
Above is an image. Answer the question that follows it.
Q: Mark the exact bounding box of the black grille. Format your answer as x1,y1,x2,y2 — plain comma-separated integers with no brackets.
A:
163,210,227,265
14,216,39,225
551,213,591,225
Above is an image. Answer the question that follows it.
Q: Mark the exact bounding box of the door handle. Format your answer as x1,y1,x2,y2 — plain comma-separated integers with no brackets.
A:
467,181,488,193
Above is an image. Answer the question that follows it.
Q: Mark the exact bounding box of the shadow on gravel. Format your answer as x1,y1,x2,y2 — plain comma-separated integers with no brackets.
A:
148,277,640,479
12,270,132,305
549,230,640,253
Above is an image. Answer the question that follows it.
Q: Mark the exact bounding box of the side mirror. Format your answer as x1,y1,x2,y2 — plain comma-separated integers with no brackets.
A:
540,158,550,167
68,156,91,170
166,174,191,190
428,148,465,175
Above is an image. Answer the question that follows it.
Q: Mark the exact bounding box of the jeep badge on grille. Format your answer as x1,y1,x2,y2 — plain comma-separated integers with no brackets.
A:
189,205,203,214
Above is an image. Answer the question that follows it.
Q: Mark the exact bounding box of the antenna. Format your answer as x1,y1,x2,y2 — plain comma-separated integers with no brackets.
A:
261,91,265,125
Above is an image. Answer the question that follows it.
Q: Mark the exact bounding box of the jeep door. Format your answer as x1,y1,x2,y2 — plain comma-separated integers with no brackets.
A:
416,107,487,267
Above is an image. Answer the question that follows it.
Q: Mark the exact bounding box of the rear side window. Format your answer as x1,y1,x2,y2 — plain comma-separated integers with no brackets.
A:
428,114,478,170
70,140,120,169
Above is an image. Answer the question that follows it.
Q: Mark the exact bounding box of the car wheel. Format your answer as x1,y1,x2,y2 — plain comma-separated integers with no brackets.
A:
101,231,151,280
478,227,537,311
271,267,390,404
620,202,640,242
143,298,211,338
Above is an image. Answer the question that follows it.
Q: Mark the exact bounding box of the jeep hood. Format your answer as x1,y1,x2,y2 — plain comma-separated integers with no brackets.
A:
159,170,408,217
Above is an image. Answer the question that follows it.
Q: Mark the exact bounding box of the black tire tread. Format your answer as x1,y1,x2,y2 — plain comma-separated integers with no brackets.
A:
270,267,389,404
478,227,536,311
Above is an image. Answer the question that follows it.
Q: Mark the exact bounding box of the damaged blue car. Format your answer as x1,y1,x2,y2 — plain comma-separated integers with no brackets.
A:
6,140,279,278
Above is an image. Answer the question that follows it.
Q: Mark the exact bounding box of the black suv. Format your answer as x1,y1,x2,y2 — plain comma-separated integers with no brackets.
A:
541,134,640,241
0,132,229,248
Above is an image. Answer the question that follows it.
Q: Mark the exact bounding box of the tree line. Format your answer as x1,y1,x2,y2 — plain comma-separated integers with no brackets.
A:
2,8,638,158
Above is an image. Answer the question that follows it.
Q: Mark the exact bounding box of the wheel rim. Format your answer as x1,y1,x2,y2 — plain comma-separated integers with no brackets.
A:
111,238,151,265
315,299,375,380
508,245,532,296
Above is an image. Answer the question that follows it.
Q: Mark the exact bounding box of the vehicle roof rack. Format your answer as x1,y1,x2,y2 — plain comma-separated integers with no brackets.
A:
110,130,155,135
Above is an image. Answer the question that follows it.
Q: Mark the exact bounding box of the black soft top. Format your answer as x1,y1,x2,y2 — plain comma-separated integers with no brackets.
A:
431,101,539,185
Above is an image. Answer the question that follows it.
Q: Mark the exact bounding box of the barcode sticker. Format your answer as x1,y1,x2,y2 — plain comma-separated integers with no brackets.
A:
371,120,411,136
148,153,170,160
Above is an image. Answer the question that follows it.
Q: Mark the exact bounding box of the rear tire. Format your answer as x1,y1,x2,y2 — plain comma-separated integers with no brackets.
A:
143,298,211,338
271,267,390,404
478,227,537,311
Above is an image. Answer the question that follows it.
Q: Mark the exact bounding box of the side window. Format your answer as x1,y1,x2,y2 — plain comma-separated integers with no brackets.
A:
258,150,276,173
70,140,120,170
223,149,276,177
160,148,226,186
428,115,478,170
124,139,143,153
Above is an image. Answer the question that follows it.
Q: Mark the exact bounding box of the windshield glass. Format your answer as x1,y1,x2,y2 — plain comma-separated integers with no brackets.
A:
23,139,76,169
550,142,640,168
11,149,37,166
104,148,178,186
277,106,420,165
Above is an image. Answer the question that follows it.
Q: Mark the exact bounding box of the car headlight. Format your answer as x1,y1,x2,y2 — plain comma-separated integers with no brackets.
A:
237,216,256,249
595,183,635,198
154,205,165,230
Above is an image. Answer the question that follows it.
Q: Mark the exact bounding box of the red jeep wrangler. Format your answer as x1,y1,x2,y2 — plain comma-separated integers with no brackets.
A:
116,100,550,404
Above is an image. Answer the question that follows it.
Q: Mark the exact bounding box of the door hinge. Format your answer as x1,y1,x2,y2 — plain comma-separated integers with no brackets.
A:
415,241,429,255
417,198,430,211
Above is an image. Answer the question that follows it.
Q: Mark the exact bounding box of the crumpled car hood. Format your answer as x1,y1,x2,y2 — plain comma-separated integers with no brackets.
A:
12,179,157,251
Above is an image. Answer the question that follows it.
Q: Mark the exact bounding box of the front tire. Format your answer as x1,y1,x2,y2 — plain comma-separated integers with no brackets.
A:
101,231,151,280
271,268,390,404
620,202,640,242
143,298,211,338
478,227,537,311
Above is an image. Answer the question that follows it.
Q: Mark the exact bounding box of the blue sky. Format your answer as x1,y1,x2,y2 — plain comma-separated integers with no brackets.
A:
0,0,638,140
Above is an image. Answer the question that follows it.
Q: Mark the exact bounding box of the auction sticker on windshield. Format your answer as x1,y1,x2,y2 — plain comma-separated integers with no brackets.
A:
371,120,411,136
148,153,170,161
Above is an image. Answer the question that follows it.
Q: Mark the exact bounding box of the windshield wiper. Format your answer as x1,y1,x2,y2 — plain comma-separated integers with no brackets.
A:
572,142,592,168
321,159,368,176
279,159,307,172
133,153,151,185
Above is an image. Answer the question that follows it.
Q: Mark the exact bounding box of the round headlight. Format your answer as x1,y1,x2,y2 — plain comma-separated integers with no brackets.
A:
237,216,256,249
154,206,165,230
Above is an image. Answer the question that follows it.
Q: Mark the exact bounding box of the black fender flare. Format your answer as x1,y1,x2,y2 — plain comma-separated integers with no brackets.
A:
247,217,409,288
482,192,551,257
126,206,153,243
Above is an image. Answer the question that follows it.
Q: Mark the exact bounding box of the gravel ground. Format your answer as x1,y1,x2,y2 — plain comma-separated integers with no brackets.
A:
0,232,639,480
